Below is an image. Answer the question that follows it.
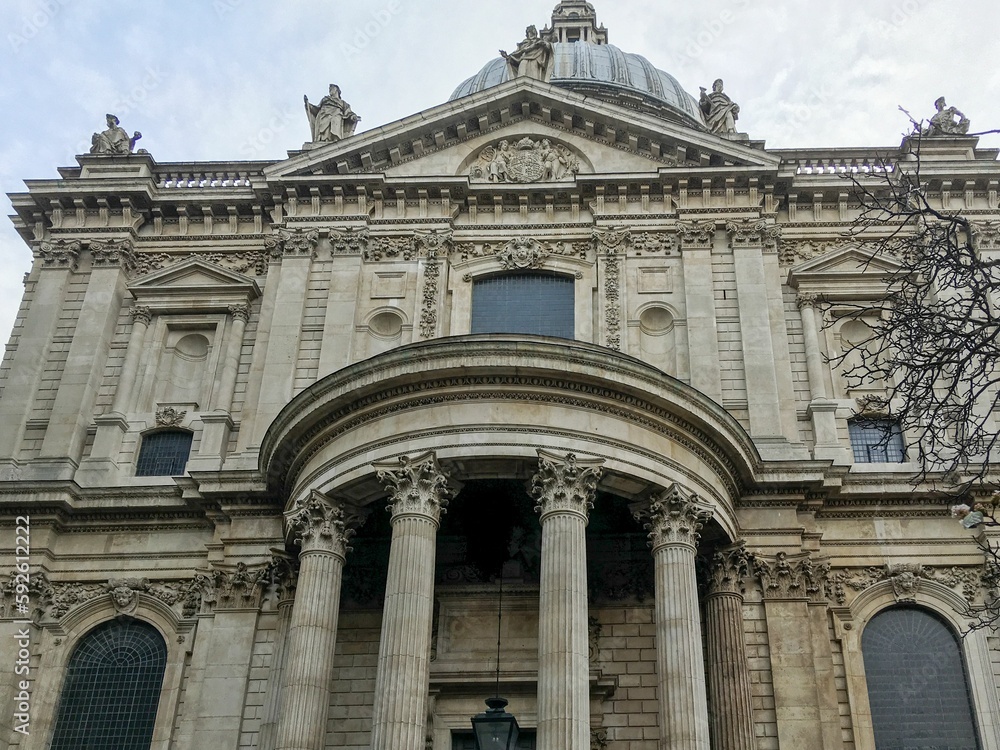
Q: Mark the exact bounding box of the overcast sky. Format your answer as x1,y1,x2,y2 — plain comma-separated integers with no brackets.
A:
2,0,998,349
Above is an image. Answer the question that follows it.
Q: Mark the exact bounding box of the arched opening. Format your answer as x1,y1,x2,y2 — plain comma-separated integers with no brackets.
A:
50,619,167,750
862,606,980,749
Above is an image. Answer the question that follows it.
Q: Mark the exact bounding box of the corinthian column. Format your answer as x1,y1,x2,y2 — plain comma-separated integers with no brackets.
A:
530,450,604,750
370,452,454,750
703,546,757,750
636,485,713,750
275,493,358,750
110,305,152,414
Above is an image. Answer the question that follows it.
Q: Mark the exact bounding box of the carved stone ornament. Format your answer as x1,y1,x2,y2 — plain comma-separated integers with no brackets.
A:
726,218,781,249
155,406,187,427
753,551,829,602
795,293,822,310
130,305,153,327
703,544,751,597
365,236,415,262
531,450,604,522
972,221,1000,251
635,484,713,552
330,227,370,256
602,254,621,351
591,728,609,750
469,137,580,183
90,239,137,271
496,237,549,270
855,394,890,418
265,228,320,258
375,451,454,524
632,232,678,256
826,564,982,606
592,227,632,256
284,493,360,558
228,304,251,323
36,240,82,270
676,220,716,249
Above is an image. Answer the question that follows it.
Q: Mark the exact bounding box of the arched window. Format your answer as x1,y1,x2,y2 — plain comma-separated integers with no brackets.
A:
862,607,980,749
51,619,167,750
471,273,574,339
136,429,193,476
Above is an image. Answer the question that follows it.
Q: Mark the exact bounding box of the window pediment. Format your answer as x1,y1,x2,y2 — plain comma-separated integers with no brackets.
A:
128,257,261,313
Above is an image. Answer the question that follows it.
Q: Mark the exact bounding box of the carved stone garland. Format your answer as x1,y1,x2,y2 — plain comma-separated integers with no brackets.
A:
593,229,631,352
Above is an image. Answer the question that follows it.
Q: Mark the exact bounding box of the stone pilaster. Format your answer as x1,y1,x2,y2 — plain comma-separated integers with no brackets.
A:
215,303,250,411
703,545,757,750
0,241,80,466
727,220,786,447
110,305,152,414
531,450,603,750
678,220,723,402
752,552,832,749
637,484,713,750
37,240,135,476
370,452,453,750
797,294,849,462
275,493,358,750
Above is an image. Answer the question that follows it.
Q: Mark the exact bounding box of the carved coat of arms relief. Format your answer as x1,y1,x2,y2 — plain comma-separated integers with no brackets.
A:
469,136,581,183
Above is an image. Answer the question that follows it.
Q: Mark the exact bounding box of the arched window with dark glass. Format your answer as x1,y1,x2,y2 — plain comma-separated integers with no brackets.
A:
51,619,168,750
862,606,980,750
136,429,193,477
471,272,575,339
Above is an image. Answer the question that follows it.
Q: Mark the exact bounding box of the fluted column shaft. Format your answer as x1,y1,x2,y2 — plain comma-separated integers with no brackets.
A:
703,548,757,750
214,304,249,411
531,451,603,750
276,495,356,750
370,452,453,750
110,306,151,414
639,486,712,750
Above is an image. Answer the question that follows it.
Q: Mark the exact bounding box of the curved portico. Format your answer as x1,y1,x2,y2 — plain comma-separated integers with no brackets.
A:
263,335,761,750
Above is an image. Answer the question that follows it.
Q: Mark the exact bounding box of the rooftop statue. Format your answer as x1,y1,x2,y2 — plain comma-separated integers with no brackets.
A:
700,79,740,135
501,25,554,82
90,114,142,155
304,84,361,143
923,96,970,137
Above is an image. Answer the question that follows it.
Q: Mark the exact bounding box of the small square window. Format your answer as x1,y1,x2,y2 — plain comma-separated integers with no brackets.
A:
848,418,905,463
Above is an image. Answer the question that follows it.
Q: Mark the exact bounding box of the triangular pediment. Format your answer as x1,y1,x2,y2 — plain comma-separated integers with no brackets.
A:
129,258,261,311
267,77,779,182
787,242,905,299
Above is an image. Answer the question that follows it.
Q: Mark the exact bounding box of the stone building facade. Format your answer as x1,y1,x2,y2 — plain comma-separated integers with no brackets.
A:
2,3,1000,749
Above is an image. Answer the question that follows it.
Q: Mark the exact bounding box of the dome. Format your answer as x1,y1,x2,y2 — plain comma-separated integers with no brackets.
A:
450,42,707,129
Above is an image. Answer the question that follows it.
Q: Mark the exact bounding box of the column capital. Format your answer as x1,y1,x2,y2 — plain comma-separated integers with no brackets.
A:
677,219,716,250
752,550,829,602
796,292,823,310
374,451,453,525
228,303,251,323
726,218,781,250
90,238,137,271
636,484,713,552
702,544,751,597
36,239,82,270
284,491,361,559
530,450,603,522
130,305,152,326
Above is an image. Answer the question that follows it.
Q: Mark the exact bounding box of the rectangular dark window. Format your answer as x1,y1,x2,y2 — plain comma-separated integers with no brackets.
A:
848,418,905,463
136,430,193,476
472,273,574,340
